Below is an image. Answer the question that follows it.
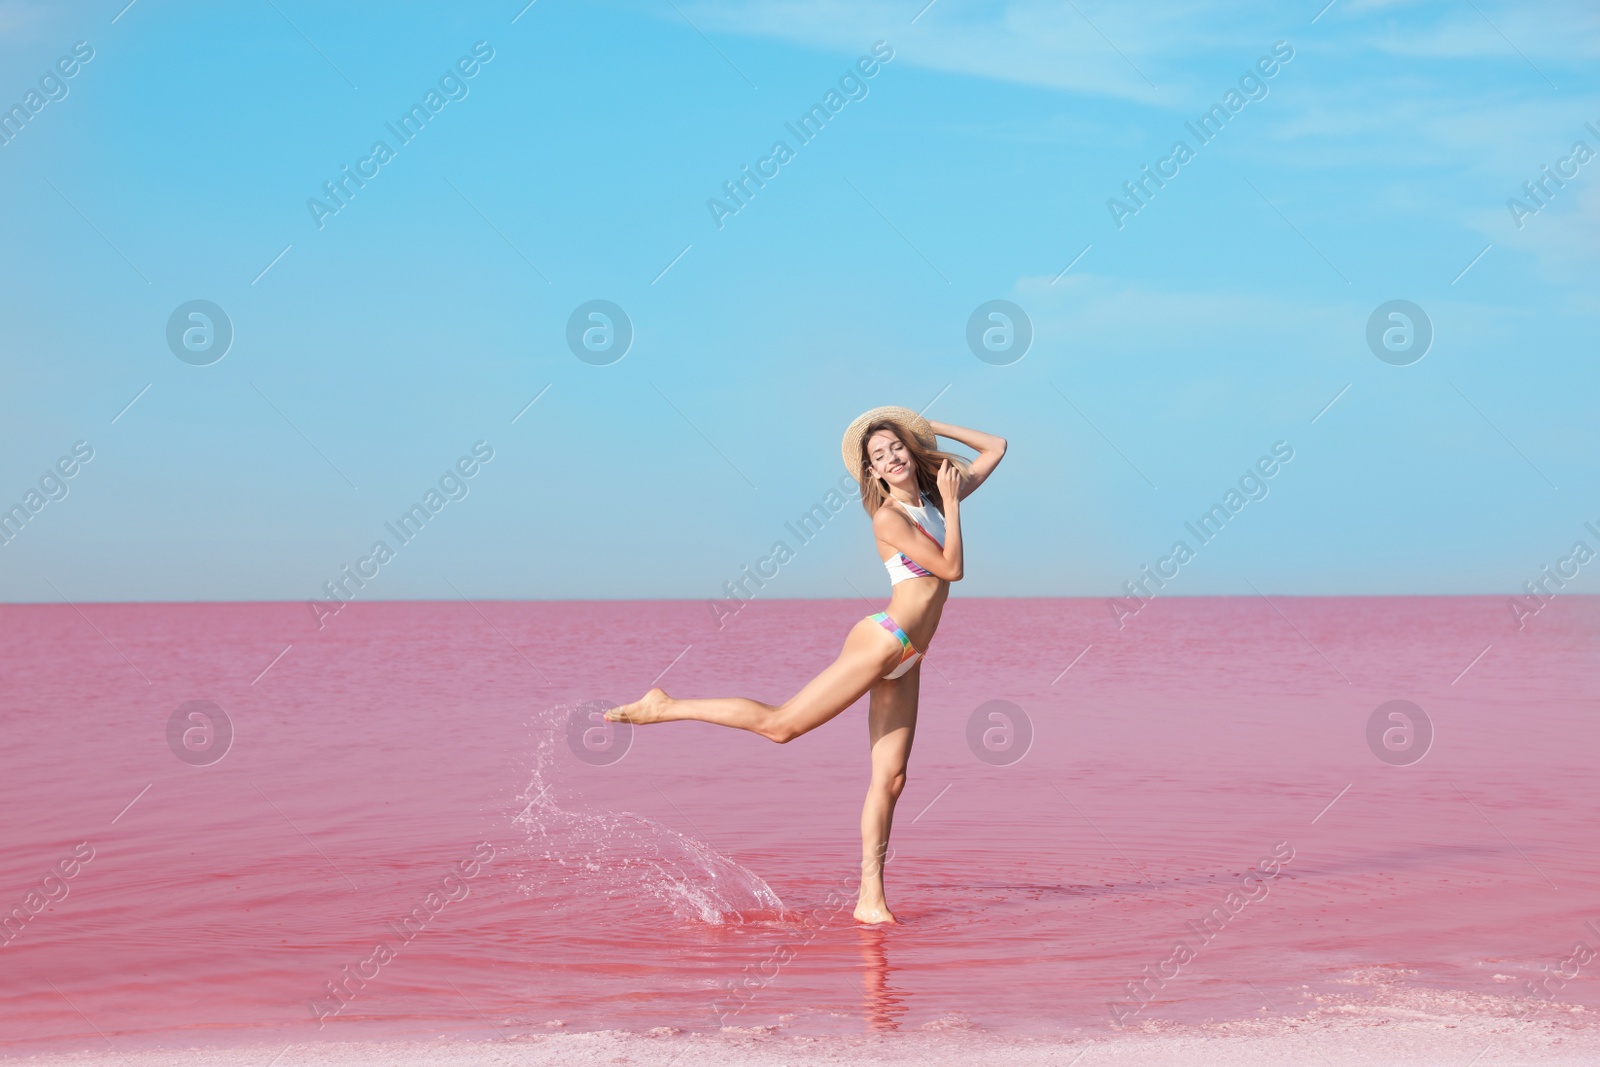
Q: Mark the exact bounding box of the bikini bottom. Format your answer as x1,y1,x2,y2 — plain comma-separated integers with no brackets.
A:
868,611,923,680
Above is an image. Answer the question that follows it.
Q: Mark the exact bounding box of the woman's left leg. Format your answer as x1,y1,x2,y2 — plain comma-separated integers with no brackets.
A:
604,616,901,743
854,660,921,924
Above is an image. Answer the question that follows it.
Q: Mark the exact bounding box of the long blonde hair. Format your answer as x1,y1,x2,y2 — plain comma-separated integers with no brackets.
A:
856,420,972,517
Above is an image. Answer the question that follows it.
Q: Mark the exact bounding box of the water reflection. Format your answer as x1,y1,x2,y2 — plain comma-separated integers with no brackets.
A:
857,925,907,1031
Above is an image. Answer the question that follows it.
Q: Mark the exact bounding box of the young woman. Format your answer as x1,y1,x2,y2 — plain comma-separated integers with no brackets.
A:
606,406,1007,923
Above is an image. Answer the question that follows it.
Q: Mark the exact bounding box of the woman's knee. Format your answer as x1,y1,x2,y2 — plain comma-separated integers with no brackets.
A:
766,698,826,744
871,770,907,800
763,707,803,744
766,720,802,744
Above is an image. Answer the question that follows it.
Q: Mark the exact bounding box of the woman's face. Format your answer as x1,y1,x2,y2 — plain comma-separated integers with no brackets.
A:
866,429,915,489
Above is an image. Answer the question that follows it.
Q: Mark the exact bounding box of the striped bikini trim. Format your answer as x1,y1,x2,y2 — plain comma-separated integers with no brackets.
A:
894,553,933,577
869,612,921,667
908,517,940,544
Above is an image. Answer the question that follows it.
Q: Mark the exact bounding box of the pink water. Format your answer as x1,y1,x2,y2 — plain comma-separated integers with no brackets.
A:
2,595,1597,1055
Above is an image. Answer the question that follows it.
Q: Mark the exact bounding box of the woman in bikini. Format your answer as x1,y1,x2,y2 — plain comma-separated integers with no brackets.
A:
606,406,1007,923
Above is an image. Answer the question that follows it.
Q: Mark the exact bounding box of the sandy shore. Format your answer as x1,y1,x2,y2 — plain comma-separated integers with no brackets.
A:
12,1009,1600,1067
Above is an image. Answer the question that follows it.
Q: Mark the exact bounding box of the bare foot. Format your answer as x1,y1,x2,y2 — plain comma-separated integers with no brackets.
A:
605,688,672,724
853,899,897,924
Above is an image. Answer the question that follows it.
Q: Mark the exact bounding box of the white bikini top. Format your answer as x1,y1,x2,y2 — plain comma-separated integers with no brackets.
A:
883,492,947,585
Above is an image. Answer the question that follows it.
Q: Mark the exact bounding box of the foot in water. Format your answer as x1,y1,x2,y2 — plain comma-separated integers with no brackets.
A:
853,898,897,924
605,688,671,724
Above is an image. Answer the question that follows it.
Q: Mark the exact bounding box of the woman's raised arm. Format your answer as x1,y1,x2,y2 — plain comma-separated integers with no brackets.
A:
927,419,1006,501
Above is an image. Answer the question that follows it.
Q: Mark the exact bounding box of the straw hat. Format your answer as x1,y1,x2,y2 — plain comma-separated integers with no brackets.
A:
841,406,936,482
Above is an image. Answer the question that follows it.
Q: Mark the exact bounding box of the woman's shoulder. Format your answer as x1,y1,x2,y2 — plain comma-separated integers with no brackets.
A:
871,499,911,530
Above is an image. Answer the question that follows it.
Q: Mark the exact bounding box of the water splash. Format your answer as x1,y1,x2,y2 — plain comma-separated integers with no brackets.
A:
513,702,784,925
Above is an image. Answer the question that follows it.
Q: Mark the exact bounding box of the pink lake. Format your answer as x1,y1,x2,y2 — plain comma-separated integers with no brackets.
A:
1,594,1597,1057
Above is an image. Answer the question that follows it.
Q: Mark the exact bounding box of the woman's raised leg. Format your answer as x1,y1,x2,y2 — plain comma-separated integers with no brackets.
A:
854,660,920,924
605,617,901,743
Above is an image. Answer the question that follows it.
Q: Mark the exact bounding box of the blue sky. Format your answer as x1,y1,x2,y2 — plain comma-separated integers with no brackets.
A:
1,0,1596,604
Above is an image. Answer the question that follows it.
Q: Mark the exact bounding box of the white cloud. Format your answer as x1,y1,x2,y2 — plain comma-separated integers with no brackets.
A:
676,0,1174,104
1490,175,1600,296
676,0,1600,103
1352,3,1600,61
0,0,62,40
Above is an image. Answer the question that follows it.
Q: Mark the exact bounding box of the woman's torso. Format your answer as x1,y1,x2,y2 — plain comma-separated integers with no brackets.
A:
875,492,951,651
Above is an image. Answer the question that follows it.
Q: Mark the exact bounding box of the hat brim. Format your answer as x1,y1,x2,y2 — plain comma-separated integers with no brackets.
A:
841,406,936,482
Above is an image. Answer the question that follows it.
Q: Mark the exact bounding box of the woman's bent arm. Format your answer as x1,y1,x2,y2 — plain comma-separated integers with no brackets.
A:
874,460,965,580
928,420,1006,501
874,503,962,581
